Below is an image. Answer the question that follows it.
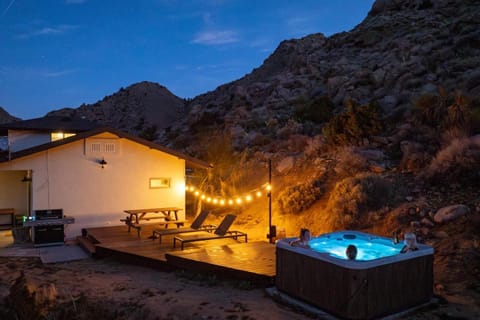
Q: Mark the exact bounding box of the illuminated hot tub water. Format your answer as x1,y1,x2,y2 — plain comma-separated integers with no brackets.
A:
309,232,402,261
276,231,434,320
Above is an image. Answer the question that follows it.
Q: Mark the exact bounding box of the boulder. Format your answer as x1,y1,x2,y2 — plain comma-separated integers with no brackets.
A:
434,204,470,223
421,217,434,227
276,156,295,174
434,231,449,239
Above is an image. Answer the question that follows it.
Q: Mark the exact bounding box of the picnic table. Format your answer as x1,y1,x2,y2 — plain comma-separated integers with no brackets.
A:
122,207,185,237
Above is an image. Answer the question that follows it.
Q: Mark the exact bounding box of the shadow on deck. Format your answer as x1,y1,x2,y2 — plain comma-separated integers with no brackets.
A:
82,225,276,285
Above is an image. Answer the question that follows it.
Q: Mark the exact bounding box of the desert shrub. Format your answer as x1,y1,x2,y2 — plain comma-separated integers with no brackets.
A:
418,0,433,10
446,92,472,133
413,89,473,138
294,95,334,124
414,90,448,127
421,136,480,185
249,133,272,146
139,124,158,141
324,173,393,230
286,134,310,153
333,147,370,178
322,99,384,146
134,117,145,131
200,133,242,194
277,179,324,215
472,100,480,133
277,119,303,139
304,135,327,157
188,109,222,133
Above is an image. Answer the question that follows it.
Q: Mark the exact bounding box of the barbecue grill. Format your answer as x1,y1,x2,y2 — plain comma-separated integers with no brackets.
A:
23,209,75,247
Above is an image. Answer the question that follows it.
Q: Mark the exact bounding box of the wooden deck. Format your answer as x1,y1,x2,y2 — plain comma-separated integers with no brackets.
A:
84,225,275,284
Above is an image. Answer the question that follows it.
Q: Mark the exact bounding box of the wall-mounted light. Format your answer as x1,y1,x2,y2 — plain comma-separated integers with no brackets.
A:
99,158,107,169
21,169,32,182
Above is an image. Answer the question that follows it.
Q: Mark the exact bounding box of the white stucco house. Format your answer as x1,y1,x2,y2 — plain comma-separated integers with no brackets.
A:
0,116,210,239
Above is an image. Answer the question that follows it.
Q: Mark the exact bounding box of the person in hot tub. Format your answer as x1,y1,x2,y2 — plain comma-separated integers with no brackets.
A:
400,232,419,253
290,228,311,248
346,244,357,260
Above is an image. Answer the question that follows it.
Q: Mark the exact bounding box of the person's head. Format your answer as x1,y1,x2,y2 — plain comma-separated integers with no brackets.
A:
346,244,357,260
404,232,417,248
299,228,311,242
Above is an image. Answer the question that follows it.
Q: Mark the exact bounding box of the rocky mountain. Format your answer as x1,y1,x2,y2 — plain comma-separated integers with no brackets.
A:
0,107,20,124
160,0,480,156
47,81,186,140
157,1,480,311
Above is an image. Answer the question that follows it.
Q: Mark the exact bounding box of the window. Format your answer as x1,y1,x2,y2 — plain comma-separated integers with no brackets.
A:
149,178,171,189
51,132,76,142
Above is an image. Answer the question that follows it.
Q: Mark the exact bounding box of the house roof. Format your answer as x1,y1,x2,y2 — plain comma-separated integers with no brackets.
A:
0,116,99,132
1,126,212,169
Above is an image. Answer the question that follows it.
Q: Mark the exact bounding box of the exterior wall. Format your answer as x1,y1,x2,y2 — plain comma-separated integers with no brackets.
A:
0,132,186,239
0,171,28,225
8,130,50,152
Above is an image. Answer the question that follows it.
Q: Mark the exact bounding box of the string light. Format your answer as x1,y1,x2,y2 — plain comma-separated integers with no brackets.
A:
185,183,271,206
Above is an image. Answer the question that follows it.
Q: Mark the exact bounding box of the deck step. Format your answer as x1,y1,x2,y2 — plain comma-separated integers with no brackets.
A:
76,235,96,255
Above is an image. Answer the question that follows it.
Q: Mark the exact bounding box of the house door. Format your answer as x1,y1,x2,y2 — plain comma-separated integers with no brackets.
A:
0,170,31,228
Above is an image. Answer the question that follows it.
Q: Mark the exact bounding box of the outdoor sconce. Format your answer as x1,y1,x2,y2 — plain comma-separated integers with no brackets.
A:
21,169,32,182
99,158,107,169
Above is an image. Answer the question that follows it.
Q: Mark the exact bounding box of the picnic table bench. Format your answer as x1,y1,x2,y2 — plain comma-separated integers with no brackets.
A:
122,207,185,238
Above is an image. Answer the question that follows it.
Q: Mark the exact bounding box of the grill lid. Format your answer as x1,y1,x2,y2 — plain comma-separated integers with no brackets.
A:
34,209,63,220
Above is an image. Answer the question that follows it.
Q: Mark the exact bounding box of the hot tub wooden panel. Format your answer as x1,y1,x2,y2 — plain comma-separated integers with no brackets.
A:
276,245,433,320
276,247,369,318
366,254,433,318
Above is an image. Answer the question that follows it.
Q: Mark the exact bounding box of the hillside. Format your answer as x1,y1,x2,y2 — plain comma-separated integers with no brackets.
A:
0,107,20,124
161,0,480,155
47,81,186,140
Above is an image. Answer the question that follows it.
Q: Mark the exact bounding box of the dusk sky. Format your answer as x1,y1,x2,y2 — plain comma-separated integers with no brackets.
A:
1,0,375,119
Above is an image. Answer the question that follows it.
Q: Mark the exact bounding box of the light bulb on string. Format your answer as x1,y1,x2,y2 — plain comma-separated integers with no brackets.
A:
186,182,270,206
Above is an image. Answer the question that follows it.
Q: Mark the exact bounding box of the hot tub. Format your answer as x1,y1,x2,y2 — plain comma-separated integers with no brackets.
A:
276,231,434,320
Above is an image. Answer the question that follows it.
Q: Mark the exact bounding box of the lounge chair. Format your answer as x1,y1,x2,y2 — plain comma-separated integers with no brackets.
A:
173,214,248,250
151,210,215,243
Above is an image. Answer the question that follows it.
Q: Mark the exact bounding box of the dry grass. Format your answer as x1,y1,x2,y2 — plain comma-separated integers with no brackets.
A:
421,135,480,184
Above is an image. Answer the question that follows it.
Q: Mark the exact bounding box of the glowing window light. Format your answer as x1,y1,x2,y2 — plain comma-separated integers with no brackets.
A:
51,132,76,142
